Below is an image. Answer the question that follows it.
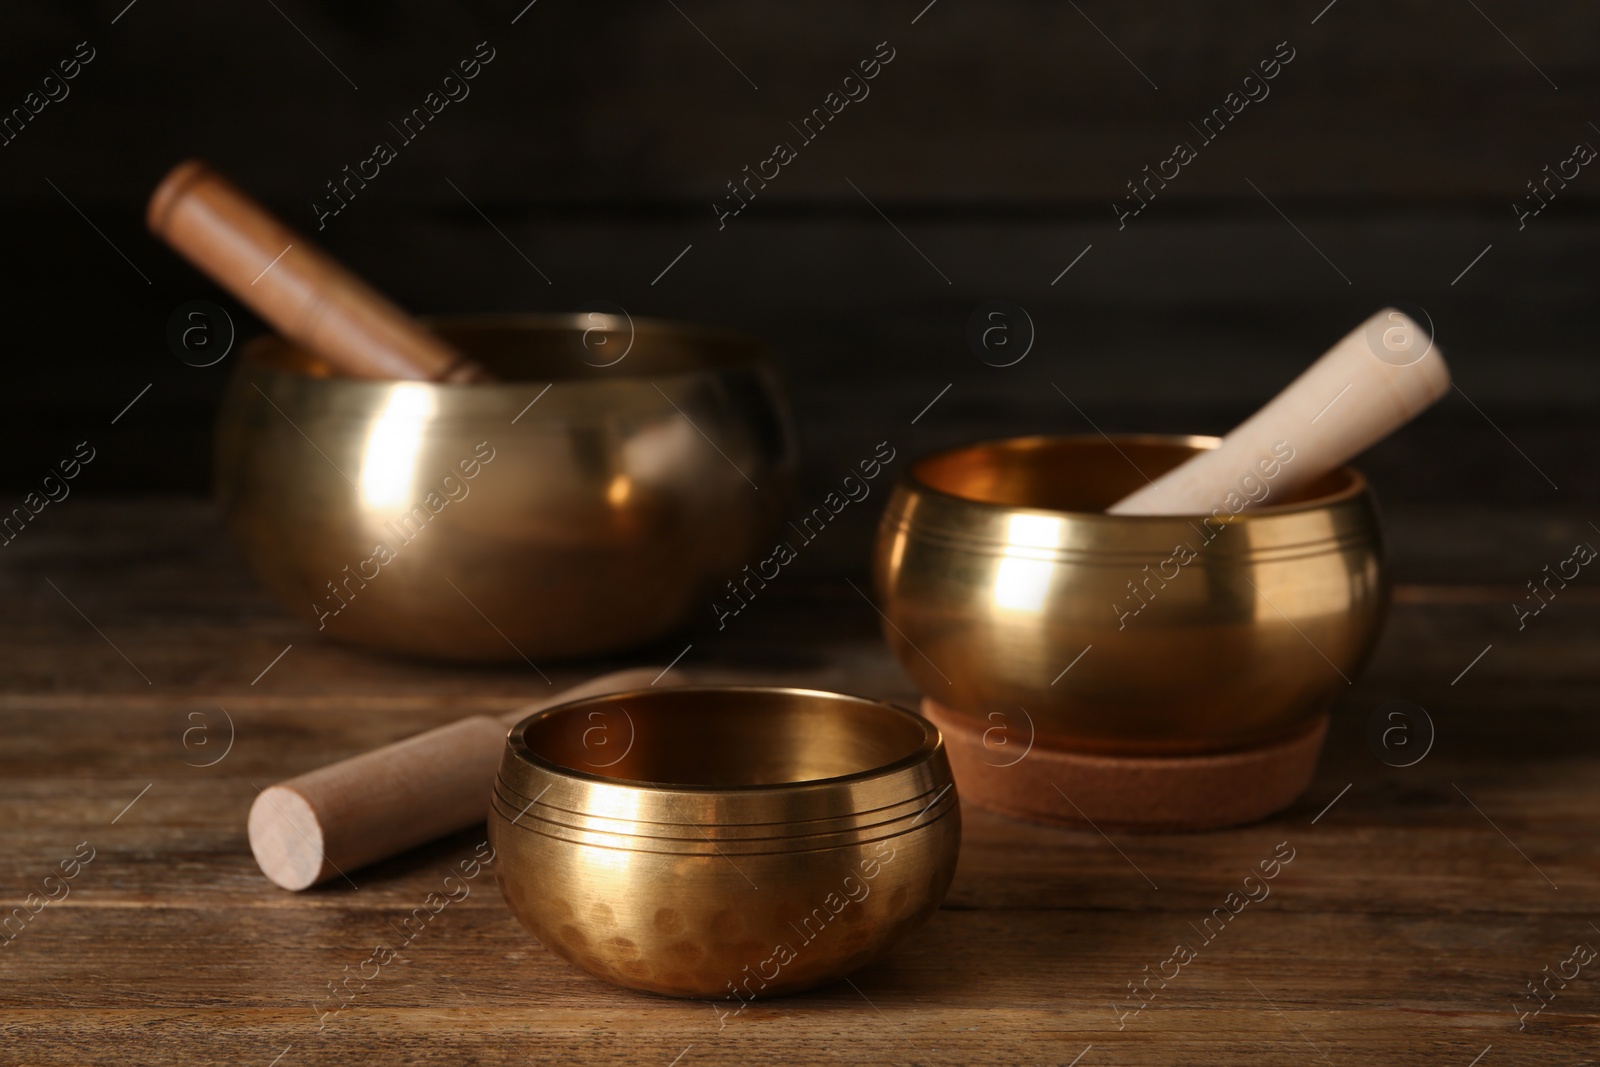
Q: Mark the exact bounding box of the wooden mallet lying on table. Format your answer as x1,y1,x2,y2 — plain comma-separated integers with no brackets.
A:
249,668,676,890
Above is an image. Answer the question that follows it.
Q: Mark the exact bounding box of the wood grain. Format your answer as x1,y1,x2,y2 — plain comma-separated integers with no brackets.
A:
3,3,1599,494
4,1,1596,203
1,499,1597,1064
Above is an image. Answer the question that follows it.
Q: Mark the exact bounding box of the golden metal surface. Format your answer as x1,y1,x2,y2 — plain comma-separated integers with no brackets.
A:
488,686,961,1000
215,315,796,661
873,435,1388,754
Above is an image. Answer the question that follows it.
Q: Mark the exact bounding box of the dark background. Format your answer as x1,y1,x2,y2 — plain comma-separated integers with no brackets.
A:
2,1,1594,561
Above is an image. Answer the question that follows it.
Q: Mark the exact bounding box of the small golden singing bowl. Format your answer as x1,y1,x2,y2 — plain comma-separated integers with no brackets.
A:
215,315,795,661
874,434,1388,755
488,686,961,999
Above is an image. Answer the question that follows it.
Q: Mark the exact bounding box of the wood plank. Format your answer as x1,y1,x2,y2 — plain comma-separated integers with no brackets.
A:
3,503,1595,1063
3,1,1595,202
2,908,1594,1064
4,210,1597,494
5,4,1598,496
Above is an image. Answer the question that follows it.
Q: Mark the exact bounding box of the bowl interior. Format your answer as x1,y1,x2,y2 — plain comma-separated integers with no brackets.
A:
911,435,1360,513
246,314,760,383
518,688,930,788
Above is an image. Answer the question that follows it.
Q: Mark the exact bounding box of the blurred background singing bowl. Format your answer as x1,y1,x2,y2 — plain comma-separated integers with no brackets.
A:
489,686,961,999
215,315,796,661
873,434,1388,755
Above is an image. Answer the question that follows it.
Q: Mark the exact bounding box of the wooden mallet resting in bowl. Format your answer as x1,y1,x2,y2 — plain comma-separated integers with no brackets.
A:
1108,308,1450,515
920,308,1451,830
148,158,493,383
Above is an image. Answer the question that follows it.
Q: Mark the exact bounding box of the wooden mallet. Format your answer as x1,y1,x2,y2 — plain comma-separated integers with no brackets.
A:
148,159,492,382
249,668,674,890
1109,308,1450,515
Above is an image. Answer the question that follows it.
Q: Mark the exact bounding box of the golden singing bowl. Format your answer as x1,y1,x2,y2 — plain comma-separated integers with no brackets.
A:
488,686,961,999
873,434,1388,755
215,315,796,661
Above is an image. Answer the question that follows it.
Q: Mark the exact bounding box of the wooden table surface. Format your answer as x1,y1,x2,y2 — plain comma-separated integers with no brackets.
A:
2,498,1596,1066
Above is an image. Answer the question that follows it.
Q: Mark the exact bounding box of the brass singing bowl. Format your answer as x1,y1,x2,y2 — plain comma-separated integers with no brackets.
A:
873,435,1388,754
488,686,961,999
215,315,796,661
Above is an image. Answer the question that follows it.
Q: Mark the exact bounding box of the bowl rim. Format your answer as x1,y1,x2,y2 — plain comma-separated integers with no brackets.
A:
503,684,943,794
900,432,1370,519
238,311,770,385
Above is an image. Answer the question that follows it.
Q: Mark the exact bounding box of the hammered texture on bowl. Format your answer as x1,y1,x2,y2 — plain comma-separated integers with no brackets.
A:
487,686,961,999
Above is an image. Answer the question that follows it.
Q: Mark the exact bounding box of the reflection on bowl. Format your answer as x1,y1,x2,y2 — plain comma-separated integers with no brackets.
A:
873,434,1388,754
488,686,961,999
215,315,796,661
